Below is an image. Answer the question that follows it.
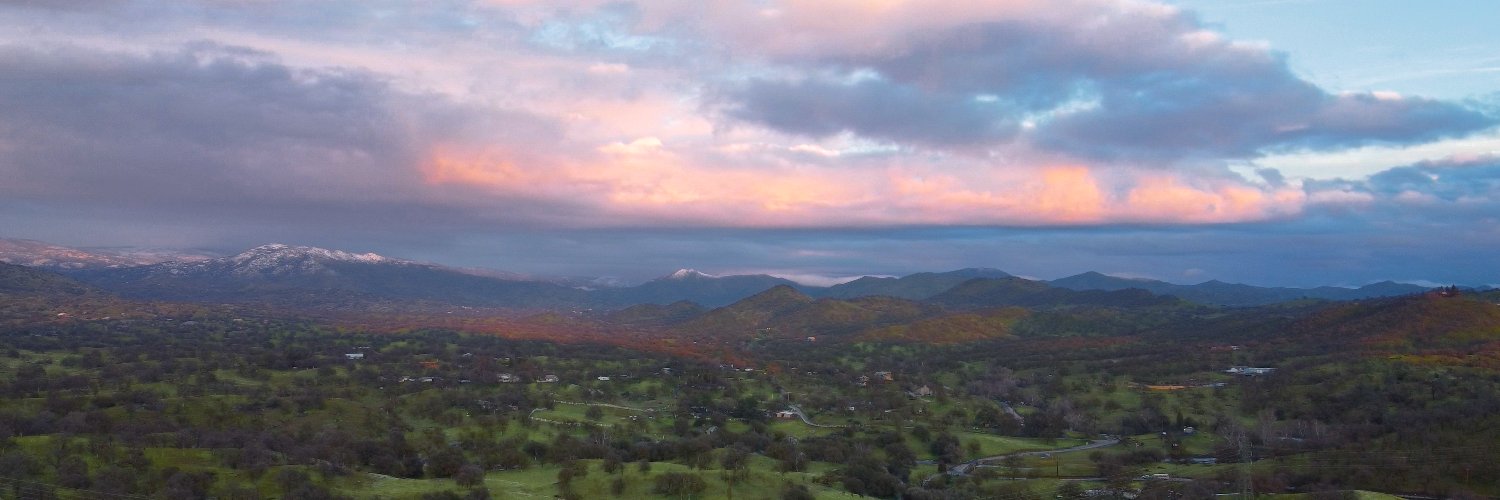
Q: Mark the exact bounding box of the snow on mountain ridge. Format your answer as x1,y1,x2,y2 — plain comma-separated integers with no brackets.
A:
233,244,394,264
0,238,210,269
138,243,417,278
666,269,718,280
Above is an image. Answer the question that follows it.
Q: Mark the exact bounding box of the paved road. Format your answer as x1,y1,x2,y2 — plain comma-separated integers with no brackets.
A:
553,400,653,412
929,437,1121,482
974,437,1119,465
999,401,1024,426
787,404,844,428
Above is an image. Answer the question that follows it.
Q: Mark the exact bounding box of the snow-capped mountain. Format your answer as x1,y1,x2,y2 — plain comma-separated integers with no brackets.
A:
664,269,717,280
68,243,588,309
157,243,409,278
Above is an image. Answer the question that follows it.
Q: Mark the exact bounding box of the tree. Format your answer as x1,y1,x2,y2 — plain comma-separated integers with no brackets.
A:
428,447,467,478
782,483,816,500
929,433,962,467
1057,481,1087,500
602,452,623,474
93,465,137,495
652,472,707,497
56,455,90,489
454,464,485,488
610,476,627,496
722,446,751,499
998,454,1023,479
163,470,217,499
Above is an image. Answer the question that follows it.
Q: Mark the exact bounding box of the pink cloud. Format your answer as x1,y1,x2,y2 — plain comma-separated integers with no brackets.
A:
420,140,1307,227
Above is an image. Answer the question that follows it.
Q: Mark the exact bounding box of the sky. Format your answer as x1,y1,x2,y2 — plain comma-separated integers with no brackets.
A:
0,0,1497,287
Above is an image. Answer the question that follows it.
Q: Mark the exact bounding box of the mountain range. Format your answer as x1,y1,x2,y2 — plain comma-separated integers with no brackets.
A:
1048,271,1431,307
6,239,1499,360
63,243,590,309
0,238,1451,311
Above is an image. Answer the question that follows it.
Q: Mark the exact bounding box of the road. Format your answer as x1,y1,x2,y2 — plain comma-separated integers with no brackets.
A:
552,400,653,412
787,404,844,428
974,437,1119,465
929,437,1120,482
999,401,1024,426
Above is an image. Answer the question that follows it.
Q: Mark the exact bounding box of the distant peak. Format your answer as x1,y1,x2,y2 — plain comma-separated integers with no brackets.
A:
665,268,717,280
1062,271,1154,282
944,267,1013,278
233,243,393,264
744,284,813,302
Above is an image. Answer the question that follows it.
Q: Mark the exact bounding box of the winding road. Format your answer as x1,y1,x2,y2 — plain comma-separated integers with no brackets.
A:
787,404,843,428
928,437,1121,483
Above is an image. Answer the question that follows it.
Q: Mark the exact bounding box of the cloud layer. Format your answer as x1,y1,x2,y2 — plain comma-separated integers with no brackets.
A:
0,0,1496,283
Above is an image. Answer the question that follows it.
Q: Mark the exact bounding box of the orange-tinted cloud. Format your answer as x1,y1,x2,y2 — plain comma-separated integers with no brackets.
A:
419,141,1306,227
1123,175,1305,223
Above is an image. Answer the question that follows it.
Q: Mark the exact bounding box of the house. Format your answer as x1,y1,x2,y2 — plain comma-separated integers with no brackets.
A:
873,371,894,382
344,353,364,360
419,360,441,370
912,385,935,397
774,410,797,419
1226,366,1275,376
806,336,817,342
855,375,870,387
539,374,559,383
497,373,521,383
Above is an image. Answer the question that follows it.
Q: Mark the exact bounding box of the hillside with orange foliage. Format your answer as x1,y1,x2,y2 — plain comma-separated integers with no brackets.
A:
1274,293,1500,371
857,308,1029,344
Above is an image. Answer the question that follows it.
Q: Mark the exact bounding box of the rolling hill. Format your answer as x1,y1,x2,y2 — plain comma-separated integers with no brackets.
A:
816,268,1013,300
0,261,91,296
593,269,801,308
1049,271,1430,306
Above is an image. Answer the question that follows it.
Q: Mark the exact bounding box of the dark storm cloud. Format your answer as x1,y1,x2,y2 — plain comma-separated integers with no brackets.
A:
0,42,569,228
0,43,413,203
720,14,1497,160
